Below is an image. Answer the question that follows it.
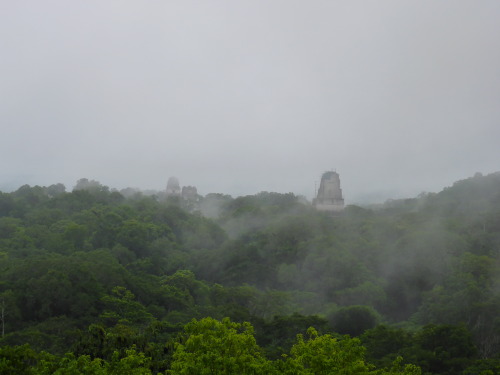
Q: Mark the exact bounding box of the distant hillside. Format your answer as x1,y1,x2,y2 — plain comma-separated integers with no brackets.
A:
378,171,500,216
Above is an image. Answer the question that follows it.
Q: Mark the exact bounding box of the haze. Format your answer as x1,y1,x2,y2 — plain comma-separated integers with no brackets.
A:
1,1,499,203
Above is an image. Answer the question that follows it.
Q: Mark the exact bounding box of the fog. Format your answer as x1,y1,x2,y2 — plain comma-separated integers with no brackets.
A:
1,1,500,203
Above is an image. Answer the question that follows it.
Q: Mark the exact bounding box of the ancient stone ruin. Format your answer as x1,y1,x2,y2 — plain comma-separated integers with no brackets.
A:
166,177,199,206
313,171,344,212
166,176,181,196
181,186,198,201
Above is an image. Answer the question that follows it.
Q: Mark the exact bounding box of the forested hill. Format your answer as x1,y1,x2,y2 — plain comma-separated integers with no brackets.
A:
0,173,499,374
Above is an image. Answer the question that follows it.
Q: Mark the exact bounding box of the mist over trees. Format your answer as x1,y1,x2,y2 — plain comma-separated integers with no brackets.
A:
1,172,500,373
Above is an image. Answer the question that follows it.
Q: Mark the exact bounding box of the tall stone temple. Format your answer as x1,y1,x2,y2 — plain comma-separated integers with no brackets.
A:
166,176,181,196
313,171,344,212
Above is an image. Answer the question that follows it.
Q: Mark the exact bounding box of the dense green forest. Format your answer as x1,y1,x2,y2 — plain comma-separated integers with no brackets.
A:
1,173,500,374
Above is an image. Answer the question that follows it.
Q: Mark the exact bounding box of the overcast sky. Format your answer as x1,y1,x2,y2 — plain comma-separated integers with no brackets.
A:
1,1,499,203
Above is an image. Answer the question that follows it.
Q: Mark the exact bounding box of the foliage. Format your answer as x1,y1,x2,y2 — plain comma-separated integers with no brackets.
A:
1,172,500,373
168,317,272,374
329,305,380,336
276,327,421,374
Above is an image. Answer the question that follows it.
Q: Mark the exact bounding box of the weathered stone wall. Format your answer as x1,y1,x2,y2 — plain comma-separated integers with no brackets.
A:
314,171,344,212
166,176,181,196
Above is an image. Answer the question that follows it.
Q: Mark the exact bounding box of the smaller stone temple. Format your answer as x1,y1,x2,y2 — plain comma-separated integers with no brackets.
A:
181,186,198,201
313,171,344,212
166,177,199,205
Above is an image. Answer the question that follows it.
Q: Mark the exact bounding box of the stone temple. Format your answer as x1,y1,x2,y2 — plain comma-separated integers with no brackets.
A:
313,171,344,212
166,177,181,196
166,177,198,203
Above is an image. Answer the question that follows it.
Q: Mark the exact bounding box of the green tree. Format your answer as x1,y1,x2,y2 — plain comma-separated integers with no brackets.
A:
329,305,380,336
278,327,372,374
0,344,40,375
100,287,153,327
255,313,329,359
361,325,413,369
35,349,152,375
411,324,476,375
277,327,420,374
168,317,273,375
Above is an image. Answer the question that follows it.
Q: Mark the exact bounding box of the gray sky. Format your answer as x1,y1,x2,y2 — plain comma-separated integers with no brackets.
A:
1,1,499,203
